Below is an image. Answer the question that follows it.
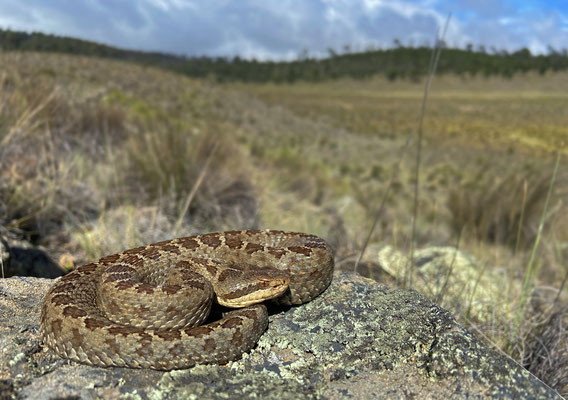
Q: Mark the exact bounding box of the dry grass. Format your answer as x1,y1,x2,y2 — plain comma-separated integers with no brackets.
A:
231,71,568,395
448,161,567,252
524,304,568,395
0,52,257,257
1,51,567,395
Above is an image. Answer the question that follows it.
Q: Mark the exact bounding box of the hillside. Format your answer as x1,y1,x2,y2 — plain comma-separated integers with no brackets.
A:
2,28,568,82
0,51,567,394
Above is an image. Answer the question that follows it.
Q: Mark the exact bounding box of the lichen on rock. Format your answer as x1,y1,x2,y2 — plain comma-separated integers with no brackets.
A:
0,271,561,399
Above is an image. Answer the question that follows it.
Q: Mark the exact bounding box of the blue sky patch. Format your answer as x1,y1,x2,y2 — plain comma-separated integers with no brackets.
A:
0,0,565,59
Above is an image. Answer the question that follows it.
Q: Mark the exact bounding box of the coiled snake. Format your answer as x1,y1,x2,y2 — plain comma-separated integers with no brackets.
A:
40,230,334,370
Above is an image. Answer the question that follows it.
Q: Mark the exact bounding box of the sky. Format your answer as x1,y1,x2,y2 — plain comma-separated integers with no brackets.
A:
0,0,567,60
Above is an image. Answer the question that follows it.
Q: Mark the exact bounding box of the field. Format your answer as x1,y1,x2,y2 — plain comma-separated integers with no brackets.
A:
1,52,567,392
233,74,568,154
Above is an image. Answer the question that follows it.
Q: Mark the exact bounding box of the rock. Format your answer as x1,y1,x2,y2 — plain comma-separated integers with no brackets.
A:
0,233,64,278
377,246,506,323
0,272,561,399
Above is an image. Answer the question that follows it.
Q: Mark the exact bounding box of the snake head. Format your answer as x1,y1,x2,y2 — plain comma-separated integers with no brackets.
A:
215,266,290,308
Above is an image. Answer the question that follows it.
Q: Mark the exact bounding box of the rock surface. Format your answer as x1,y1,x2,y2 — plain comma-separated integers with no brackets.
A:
376,245,507,323
0,271,561,399
0,232,63,278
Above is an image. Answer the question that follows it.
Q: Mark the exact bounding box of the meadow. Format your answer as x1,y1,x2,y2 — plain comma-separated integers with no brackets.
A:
0,51,566,393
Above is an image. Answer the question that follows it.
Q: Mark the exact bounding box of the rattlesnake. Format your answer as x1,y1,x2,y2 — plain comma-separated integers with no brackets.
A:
40,230,334,370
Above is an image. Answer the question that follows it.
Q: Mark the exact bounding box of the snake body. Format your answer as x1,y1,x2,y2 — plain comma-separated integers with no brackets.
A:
40,230,334,370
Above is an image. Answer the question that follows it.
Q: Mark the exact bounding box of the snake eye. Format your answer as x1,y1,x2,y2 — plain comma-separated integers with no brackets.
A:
258,279,270,287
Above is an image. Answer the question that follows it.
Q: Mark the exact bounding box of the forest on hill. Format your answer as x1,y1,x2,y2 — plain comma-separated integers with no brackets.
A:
1,28,568,83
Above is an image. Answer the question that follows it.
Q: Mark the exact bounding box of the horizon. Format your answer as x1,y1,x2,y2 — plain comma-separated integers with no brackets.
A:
1,26,564,63
0,1,567,61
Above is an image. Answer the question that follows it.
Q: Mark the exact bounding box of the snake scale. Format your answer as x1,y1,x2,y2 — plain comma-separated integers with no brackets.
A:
40,230,334,370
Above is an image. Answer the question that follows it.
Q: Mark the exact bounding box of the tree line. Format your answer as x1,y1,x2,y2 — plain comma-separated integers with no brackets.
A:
1,29,567,83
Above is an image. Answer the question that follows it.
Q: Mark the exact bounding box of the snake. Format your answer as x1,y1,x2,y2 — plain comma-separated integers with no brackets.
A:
40,230,334,370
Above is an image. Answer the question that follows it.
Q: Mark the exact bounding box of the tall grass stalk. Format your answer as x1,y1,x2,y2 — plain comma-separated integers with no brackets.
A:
173,140,219,235
355,14,451,276
513,180,528,256
553,267,568,305
435,228,462,304
465,260,490,321
0,90,56,148
405,13,451,288
511,152,562,346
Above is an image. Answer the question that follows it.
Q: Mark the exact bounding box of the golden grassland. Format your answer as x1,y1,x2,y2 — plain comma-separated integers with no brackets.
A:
1,52,567,392
232,73,568,156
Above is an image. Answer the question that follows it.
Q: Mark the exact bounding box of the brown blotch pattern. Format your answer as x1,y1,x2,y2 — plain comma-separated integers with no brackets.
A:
205,264,218,276
85,318,111,329
62,306,87,319
203,338,216,352
123,246,145,255
136,346,154,359
51,294,71,306
268,248,287,259
175,260,191,269
225,237,244,249
136,283,155,294
139,246,163,259
161,284,182,295
50,318,63,336
99,254,121,264
200,234,222,248
138,332,153,347
108,326,141,336
159,244,181,254
221,317,243,329
240,308,261,320
168,343,185,357
51,282,76,294
104,300,122,315
115,280,136,290
231,329,244,348
106,264,136,274
245,242,263,254
289,246,312,257
186,280,206,290
104,337,120,354
40,230,334,369
77,264,98,273
70,327,84,348
193,259,218,276
179,238,199,250
218,268,242,282
121,255,144,267
104,273,128,284
186,326,213,337
61,272,82,282
156,330,182,341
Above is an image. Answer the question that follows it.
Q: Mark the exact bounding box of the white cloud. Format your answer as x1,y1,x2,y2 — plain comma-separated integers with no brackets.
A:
0,0,566,58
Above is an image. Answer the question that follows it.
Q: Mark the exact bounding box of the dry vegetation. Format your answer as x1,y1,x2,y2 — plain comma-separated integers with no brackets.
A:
1,52,567,394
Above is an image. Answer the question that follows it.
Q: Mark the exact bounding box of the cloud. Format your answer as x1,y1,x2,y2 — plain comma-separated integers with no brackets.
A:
0,0,566,59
